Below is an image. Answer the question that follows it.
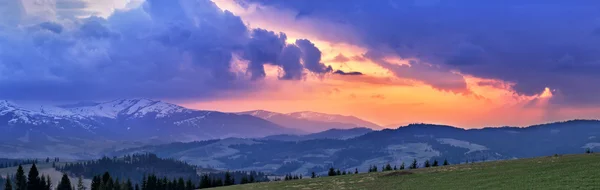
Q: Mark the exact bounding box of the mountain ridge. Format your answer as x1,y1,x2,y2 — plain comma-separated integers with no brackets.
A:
238,110,382,133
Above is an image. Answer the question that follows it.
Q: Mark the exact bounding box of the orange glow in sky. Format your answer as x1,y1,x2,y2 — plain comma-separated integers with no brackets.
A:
176,1,599,128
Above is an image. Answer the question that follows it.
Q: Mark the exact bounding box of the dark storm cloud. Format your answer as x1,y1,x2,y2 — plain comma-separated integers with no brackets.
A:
0,0,333,101
244,29,287,80
244,0,600,105
295,39,333,74
278,45,304,80
333,70,363,76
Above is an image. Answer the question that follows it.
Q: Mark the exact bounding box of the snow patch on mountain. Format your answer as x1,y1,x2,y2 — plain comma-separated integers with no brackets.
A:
437,138,489,154
66,98,190,119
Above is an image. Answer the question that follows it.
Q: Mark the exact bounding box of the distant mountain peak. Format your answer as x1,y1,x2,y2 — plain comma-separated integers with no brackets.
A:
66,98,189,119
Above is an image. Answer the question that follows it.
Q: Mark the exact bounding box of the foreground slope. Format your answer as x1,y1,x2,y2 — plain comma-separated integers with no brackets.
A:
217,153,600,190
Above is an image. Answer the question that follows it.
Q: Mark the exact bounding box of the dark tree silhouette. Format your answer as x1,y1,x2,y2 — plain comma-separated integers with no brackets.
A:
56,174,72,190
15,165,26,190
27,163,41,190
409,159,418,169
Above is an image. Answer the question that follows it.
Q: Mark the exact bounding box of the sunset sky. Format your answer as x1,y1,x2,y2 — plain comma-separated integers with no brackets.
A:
2,0,600,128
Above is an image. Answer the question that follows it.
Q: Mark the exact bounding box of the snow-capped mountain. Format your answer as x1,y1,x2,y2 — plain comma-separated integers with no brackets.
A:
239,110,382,133
65,99,190,119
0,99,298,144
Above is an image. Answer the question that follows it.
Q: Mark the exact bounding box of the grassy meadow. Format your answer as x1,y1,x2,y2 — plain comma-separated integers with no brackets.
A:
216,153,600,190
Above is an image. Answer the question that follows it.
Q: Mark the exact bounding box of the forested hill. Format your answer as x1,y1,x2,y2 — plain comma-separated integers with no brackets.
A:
56,153,270,186
57,153,198,184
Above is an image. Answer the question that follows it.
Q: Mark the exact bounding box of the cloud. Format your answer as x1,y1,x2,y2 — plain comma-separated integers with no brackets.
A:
0,0,333,101
295,39,333,74
333,70,363,76
331,53,350,63
242,0,600,105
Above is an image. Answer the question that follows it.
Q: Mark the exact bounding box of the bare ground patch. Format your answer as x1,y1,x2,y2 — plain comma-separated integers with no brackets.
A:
382,171,414,177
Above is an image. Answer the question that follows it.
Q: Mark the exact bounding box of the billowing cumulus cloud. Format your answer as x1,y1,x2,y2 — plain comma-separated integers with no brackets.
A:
295,39,332,74
243,0,600,105
0,0,333,101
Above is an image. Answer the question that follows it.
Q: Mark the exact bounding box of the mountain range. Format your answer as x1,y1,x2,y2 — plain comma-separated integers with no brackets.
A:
0,99,295,143
238,110,381,133
112,120,600,176
0,99,382,158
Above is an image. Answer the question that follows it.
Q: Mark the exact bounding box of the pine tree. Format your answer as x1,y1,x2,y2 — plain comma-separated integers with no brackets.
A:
5,176,13,190
126,179,133,190
393,165,397,170
336,170,341,176
249,174,255,183
328,168,336,176
77,176,85,190
134,184,139,190
311,172,316,178
45,175,51,190
113,178,120,190
27,163,41,190
424,160,431,168
40,176,47,190
240,176,249,184
56,174,72,190
409,159,418,169
185,179,193,190
384,163,392,171
15,165,26,190
355,168,358,174
224,172,234,186
90,176,100,190
443,159,449,166
432,160,439,167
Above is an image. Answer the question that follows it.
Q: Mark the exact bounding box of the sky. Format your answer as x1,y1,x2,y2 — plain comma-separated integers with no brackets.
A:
1,0,600,128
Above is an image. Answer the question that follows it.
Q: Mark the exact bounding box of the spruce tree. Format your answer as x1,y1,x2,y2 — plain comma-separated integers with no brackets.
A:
177,177,185,190
27,163,41,190
134,184,139,190
126,179,133,190
185,179,193,190
328,168,336,176
336,170,341,176
400,162,405,170
5,176,13,190
443,159,449,166
424,160,431,168
409,159,418,169
311,172,316,178
45,175,51,190
384,163,392,171
56,173,72,190
90,176,100,190
76,176,85,190
240,176,249,184
224,172,234,186
432,160,439,167
40,176,47,190
355,168,358,174
15,165,26,190
249,174,255,183
393,166,397,170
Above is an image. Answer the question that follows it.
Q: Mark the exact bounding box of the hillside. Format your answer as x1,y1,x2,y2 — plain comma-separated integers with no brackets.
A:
113,120,600,176
216,153,600,190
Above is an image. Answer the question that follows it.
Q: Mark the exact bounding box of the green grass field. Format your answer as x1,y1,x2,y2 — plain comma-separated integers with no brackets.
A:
216,153,600,190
